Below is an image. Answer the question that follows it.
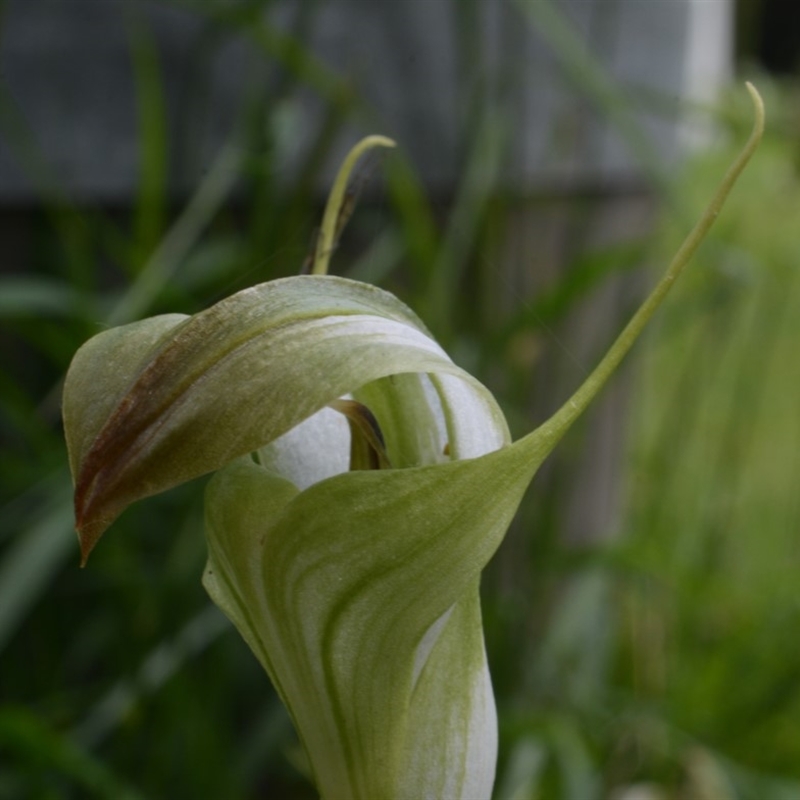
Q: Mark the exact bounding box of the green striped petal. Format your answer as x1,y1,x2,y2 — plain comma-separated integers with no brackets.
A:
203,438,537,800
202,354,524,799
63,276,506,561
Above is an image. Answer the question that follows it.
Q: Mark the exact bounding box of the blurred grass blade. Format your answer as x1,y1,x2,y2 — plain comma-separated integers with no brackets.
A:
343,227,406,285
0,79,118,289
71,605,229,748
492,239,647,348
426,110,508,339
513,0,675,206
495,736,548,800
107,141,241,326
549,715,600,800
0,472,75,654
385,152,441,291
195,2,355,113
0,706,145,800
126,5,168,261
0,277,83,318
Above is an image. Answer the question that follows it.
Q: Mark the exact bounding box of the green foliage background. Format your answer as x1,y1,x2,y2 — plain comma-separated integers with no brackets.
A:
2,2,800,799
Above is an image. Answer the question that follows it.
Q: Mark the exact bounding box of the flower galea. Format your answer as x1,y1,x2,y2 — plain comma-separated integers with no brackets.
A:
63,90,764,799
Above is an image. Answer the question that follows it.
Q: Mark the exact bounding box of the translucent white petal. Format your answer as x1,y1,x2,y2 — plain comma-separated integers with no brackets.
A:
400,590,498,799
431,372,510,458
258,406,350,490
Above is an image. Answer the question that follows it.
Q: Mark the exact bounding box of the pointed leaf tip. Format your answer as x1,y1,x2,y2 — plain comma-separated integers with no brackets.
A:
76,513,108,567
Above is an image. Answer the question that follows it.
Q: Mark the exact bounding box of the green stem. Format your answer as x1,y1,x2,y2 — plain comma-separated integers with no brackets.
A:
312,135,396,276
524,83,765,452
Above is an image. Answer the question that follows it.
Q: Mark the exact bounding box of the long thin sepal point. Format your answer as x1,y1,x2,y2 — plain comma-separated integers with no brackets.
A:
525,83,765,451
312,135,396,276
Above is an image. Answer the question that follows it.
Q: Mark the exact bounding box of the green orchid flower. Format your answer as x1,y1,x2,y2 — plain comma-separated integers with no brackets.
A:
63,90,764,800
